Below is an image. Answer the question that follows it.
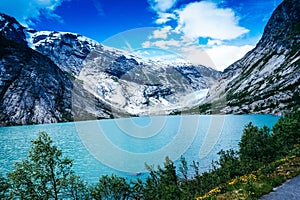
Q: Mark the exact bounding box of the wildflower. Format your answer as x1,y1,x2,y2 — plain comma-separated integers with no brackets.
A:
228,178,238,185
196,187,221,200
240,174,257,182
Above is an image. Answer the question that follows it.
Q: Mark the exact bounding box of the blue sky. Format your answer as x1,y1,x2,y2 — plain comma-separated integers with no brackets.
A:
0,0,282,71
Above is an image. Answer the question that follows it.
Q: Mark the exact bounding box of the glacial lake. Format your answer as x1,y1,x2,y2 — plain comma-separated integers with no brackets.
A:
0,114,279,183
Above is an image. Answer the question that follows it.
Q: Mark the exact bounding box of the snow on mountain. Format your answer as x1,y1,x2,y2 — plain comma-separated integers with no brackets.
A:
0,13,220,125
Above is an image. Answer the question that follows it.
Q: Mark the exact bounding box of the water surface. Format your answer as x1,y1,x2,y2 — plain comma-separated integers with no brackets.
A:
0,114,279,183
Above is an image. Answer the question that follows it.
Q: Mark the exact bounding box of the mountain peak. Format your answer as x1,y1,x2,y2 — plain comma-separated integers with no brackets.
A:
0,13,27,45
205,0,300,115
258,0,300,49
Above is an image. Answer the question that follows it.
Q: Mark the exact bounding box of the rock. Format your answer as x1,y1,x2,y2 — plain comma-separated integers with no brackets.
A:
203,0,300,115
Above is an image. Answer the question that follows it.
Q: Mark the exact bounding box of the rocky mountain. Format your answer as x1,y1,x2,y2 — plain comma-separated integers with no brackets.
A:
0,14,26,45
0,34,72,125
0,13,220,125
200,0,300,115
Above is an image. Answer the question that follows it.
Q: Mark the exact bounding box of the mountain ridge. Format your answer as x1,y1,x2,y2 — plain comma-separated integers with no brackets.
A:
0,0,299,126
200,0,299,115
0,13,220,126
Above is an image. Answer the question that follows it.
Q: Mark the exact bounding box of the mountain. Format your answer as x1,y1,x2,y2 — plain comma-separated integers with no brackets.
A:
200,0,300,115
25,28,219,117
0,34,72,125
0,13,220,125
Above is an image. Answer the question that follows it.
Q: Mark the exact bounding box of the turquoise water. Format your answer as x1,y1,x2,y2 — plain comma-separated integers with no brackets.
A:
0,114,279,183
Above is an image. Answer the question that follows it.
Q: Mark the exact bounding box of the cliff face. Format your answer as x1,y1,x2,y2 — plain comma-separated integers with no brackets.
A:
0,13,26,45
0,35,73,125
204,0,300,115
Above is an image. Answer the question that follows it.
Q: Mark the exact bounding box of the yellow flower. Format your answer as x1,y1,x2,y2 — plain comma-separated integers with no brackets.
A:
196,187,221,200
276,157,288,163
240,175,248,182
240,174,257,182
249,174,257,181
228,178,238,185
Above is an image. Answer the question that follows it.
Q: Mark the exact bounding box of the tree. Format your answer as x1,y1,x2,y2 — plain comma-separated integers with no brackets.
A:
91,174,131,200
8,132,74,199
65,174,91,200
238,123,274,172
0,173,10,199
214,149,242,180
143,156,182,200
273,110,300,157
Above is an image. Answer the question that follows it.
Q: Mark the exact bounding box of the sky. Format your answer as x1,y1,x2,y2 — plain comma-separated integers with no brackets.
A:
0,0,282,71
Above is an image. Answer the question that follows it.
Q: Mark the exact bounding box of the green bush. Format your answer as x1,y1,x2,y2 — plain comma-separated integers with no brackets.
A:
91,174,131,200
239,124,275,172
273,110,300,157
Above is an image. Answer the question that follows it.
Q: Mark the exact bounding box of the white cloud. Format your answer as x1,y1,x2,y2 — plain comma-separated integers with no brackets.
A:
207,39,222,46
155,12,176,24
0,0,67,25
205,45,254,70
148,0,177,12
182,44,254,71
175,1,249,40
149,26,172,39
142,33,254,71
147,1,255,71
199,45,254,71
142,41,151,48
180,45,216,70
142,39,181,49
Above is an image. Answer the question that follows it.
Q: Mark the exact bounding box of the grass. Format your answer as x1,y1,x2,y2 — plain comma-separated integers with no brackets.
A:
195,155,300,200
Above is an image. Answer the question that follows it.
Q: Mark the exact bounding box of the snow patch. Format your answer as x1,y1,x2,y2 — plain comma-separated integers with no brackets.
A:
259,55,285,76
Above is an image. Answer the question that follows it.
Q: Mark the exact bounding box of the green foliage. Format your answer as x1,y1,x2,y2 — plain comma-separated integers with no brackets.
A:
273,110,300,157
178,156,188,180
65,174,91,200
214,149,242,179
0,173,10,199
143,156,181,200
239,123,275,172
129,178,144,200
7,132,77,199
91,174,131,200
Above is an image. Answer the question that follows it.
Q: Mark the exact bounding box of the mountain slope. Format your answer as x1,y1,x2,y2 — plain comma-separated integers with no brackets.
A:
0,34,73,125
202,0,300,115
24,27,220,116
0,13,220,125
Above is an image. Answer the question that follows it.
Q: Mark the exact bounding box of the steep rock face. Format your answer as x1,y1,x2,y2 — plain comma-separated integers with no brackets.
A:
0,13,27,45
0,35,73,125
204,0,300,115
